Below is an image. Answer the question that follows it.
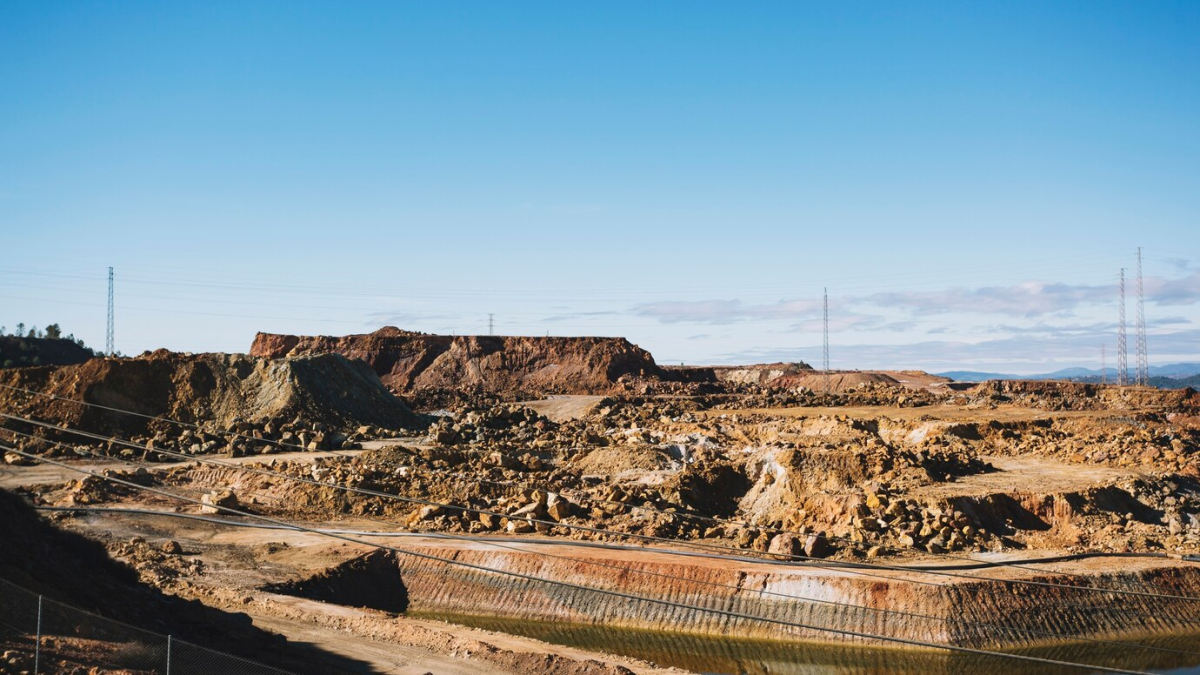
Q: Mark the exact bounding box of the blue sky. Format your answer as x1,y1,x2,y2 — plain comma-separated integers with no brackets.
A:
1,2,1197,373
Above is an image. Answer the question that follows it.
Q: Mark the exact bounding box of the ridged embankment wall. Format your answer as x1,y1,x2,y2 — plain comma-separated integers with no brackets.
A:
383,545,1200,649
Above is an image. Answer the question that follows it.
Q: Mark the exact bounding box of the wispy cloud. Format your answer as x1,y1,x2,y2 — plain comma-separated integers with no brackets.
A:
631,299,921,333
718,329,1200,372
1149,272,1200,305
973,316,1191,337
631,299,823,324
864,281,1115,318
364,311,462,325
541,310,621,323
632,271,1199,326
787,314,916,333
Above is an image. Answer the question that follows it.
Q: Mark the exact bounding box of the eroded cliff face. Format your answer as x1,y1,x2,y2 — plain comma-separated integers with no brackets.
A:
0,350,420,436
250,327,666,396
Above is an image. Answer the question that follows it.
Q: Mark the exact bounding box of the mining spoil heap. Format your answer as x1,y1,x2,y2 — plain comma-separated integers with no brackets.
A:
0,349,421,437
5,330,1200,674
250,326,666,395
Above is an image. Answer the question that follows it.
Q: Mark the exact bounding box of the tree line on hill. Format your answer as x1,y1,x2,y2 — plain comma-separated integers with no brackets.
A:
0,323,95,368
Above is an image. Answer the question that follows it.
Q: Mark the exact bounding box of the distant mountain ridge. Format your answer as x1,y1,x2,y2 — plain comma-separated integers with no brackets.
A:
938,362,1200,387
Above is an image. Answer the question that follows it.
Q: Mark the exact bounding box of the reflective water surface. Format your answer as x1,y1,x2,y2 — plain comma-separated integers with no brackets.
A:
415,612,1200,675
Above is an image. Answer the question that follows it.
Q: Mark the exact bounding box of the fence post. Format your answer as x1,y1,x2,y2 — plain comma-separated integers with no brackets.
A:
34,594,42,675
166,634,172,675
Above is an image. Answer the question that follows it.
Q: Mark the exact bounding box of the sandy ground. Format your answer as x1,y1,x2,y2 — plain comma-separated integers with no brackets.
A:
699,403,1144,422
520,395,606,422
41,507,689,675
54,503,1192,590
913,455,1141,499
0,448,363,490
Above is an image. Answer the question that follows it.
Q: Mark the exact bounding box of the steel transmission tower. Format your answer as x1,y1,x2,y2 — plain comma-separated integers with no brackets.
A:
822,288,830,396
1135,247,1149,386
488,314,494,336
105,267,115,356
1117,269,1127,386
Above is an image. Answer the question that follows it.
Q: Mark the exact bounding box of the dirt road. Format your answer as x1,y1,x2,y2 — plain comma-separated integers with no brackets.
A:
913,456,1141,499
0,448,362,489
699,403,1145,422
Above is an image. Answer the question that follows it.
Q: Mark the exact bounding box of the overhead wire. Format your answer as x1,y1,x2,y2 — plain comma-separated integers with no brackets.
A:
0,442,1172,675
6,411,1200,607
0,381,1186,584
0,251,1133,300
9,397,1200,647
33,501,1200,660
0,417,946,589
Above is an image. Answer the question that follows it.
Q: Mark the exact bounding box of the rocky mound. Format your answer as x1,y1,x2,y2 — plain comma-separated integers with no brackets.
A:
250,327,665,396
968,379,1200,411
0,350,420,438
662,364,950,395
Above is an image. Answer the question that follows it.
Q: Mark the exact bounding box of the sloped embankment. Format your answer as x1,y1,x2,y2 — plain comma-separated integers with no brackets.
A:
270,544,1200,651
250,326,666,395
0,350,420,436
0,489,336,671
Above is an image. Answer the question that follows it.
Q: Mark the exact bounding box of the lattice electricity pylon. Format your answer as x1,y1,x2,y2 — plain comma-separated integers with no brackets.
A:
823,287,830,396
106,267,115,356
1135,247,1149,386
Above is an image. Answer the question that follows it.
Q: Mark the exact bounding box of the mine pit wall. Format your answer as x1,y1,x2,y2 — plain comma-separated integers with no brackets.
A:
386,546,1200,648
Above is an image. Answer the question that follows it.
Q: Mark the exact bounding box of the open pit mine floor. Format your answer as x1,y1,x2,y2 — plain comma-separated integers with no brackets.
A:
4,353,1200,675
25,500,1200,675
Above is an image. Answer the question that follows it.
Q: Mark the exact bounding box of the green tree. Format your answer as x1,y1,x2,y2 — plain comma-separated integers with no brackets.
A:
45,323,62,339
15,323,24,336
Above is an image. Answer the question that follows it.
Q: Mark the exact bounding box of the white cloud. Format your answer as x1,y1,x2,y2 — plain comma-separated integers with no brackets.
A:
632,271,1199,325
719,329,1200,373
631,299,823,324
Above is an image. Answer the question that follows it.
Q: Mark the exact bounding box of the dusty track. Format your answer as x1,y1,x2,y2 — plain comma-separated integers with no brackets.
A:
913,456,1142,499
697,403,1150,422
0,448,363,489
47,508,687,675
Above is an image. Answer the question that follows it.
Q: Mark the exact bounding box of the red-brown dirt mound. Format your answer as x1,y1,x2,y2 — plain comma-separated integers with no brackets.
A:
250,327,666,396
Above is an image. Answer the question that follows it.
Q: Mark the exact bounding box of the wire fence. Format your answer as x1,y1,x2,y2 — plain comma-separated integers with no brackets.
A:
0,577,296,675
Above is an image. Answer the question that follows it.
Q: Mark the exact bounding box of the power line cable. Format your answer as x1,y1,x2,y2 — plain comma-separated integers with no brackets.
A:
0,252,1133,300
37,501,1200,660
0,381,1186,585
0,417,942,588
10,418,1200,647
6,412,1200,606
0,443,1168,675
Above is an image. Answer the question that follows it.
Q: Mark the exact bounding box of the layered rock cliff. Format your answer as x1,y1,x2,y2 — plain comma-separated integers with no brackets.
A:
250,327,666,396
